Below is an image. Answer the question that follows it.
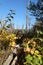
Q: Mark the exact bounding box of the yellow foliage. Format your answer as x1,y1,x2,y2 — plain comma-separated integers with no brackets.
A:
1,29,9,36
0,29,17,50
35,50,39,54
9,41,16,47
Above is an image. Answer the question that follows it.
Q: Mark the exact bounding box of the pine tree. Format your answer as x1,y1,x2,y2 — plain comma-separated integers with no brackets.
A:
27,0,43,22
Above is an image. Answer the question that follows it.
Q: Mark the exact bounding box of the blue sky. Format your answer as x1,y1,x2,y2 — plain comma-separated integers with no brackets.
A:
0,0,37,29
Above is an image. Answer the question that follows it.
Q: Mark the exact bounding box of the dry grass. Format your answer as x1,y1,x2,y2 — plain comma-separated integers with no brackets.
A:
0,49,12,65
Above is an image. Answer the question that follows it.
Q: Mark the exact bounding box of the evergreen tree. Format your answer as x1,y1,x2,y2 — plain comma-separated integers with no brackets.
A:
27,0,43,22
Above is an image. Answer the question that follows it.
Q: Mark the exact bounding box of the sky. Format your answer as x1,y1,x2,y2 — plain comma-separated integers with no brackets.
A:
0,0,37,29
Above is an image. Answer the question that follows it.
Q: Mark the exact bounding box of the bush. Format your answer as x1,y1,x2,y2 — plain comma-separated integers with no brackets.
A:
0,29,16,50
23,39,43,65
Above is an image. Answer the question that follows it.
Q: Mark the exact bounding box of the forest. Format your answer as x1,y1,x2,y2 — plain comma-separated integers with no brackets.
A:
0,0,43,65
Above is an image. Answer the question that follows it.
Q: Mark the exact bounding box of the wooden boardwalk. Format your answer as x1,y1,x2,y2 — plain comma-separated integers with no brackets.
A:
3,45,22,65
